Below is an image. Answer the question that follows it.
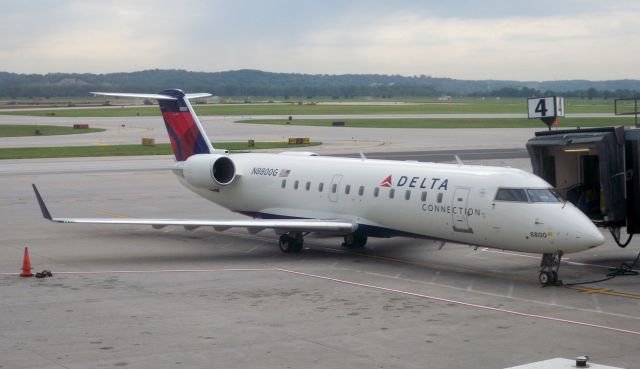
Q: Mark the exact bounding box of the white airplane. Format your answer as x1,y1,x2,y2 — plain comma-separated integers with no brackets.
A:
32,89,605,286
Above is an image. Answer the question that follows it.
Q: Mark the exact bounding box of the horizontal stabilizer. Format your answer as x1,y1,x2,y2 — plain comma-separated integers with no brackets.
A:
185,93,213,100
91,92,178,100
92,92,212,101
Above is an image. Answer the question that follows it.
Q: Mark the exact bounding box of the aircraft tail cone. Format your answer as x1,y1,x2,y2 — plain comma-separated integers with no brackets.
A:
20,247,33,277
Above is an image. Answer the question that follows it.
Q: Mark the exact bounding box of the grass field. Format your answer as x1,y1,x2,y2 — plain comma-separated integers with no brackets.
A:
237,117,636,129
0,141,321,160
0,98,617,117
0,124,105,137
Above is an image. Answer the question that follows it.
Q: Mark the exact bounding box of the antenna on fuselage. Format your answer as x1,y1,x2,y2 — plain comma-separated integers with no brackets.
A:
359,152,367,161
454,155,464,166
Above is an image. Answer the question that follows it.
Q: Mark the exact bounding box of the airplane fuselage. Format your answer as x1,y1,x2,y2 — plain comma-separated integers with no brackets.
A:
177,153,604,255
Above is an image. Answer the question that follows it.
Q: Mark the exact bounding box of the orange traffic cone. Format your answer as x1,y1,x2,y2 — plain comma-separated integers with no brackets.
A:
20,247,33,277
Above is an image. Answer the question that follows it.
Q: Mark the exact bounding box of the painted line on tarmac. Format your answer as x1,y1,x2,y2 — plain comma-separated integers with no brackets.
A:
363,149,527,159
0,268,272,276
340,247,534,284
3,266,639,335
568,286,640,300
479,247,625,269
276,268,640,337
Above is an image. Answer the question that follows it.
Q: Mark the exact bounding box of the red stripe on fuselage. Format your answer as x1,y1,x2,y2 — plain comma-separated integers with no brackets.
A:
162,112,201,161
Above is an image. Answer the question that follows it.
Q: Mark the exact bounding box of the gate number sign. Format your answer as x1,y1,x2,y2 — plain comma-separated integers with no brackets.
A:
527,97,565,119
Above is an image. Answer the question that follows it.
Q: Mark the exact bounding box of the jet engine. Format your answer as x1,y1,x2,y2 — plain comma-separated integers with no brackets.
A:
182,154,237,189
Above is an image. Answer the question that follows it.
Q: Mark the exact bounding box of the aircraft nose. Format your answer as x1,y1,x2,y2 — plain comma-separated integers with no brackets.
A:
576,221,605,248
560,205,605,250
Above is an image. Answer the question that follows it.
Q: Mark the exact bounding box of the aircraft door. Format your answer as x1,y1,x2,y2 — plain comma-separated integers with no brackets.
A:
452,187,473,233
329,174,343,202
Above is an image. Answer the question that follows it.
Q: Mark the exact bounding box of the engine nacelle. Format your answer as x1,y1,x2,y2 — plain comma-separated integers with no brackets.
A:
182,154,237,189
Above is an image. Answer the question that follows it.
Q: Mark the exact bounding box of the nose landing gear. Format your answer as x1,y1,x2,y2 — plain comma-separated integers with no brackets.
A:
539,251,563,286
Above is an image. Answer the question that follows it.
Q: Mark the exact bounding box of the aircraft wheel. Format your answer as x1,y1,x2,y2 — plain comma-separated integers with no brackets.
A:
538,271,553,286
279,235,293,253
279,234,302,253
342,234,367,249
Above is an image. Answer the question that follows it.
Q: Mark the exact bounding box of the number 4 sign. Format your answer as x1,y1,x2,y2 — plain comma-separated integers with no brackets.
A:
527,97,564,119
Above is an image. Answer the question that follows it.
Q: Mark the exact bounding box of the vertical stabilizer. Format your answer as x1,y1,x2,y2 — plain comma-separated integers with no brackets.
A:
156,89,213,161
91,89,214,161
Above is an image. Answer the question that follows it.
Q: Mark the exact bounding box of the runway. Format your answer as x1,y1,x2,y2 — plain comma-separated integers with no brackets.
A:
1,152,639,368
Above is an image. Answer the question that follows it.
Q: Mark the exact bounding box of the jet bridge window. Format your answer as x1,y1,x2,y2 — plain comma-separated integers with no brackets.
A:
527,189,561,203
495,188,528,202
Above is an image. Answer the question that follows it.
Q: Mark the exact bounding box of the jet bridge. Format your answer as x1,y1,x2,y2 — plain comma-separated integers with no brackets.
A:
526,126,640,245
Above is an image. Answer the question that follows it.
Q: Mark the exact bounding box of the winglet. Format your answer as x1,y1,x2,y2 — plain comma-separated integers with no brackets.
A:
32,184,52,220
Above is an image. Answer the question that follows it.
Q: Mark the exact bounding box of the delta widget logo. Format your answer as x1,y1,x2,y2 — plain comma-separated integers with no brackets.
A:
380,175,392,187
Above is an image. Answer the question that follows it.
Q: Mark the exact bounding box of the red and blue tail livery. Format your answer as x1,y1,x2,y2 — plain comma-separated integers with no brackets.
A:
157,89,211,161
91,89,214,161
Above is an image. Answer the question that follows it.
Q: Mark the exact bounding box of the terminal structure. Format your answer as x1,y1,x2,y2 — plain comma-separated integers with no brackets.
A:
526,97,640,247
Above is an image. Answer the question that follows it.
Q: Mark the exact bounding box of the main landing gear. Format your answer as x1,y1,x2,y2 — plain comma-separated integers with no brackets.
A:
539,251,563,286
278,232,369,253
278,232,304,253
342,233,368,250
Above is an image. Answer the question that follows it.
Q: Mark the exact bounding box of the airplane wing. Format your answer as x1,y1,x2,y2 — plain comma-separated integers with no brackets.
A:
32,185,356,234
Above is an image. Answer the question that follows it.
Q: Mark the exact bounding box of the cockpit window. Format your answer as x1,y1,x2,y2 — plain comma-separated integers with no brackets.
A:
527,189,561,203
495,188,528,202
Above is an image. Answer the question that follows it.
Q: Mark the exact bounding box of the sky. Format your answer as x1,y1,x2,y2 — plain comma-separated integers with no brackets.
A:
1,0,639,80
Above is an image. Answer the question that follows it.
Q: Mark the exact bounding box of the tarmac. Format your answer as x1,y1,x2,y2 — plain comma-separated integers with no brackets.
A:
1,117,640,368
0,114,610,153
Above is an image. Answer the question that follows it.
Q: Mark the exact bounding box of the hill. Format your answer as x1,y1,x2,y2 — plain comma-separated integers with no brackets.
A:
0,69,638,98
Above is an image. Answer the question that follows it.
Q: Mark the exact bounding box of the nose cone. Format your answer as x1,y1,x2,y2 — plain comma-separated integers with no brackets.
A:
577,224,605,249
566,206,605,250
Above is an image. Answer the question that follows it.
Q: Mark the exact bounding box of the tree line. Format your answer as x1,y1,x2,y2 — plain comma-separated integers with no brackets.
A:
0,69,637,99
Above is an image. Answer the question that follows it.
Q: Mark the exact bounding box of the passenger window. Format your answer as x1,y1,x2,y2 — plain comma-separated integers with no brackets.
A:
495,188,528,202
389,189,395,199
331,183,337,193
281,179,286,189
345,184,351,195
437,193,443,203
294,180,299,190
306,181,311,191
359,186,364,196
318,183,324,192
374,187,379,197
527,189,561,202
405,190,411,200
421,191,427,202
